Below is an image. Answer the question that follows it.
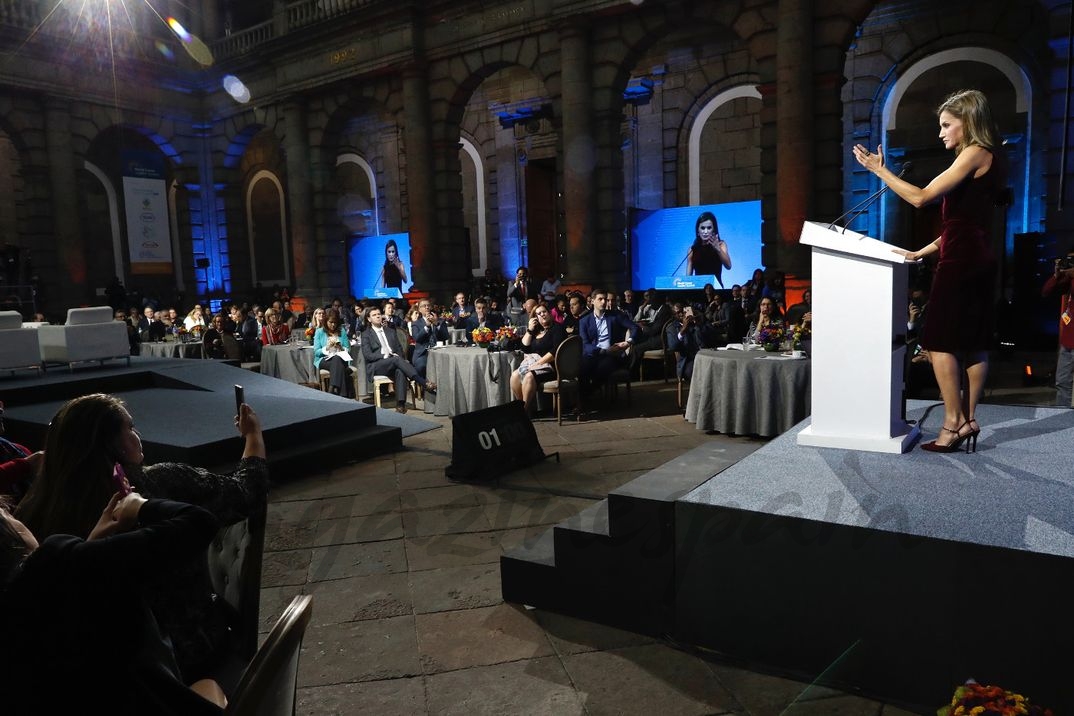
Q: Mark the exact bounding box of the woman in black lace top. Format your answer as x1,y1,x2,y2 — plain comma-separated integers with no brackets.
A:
15,393,269,684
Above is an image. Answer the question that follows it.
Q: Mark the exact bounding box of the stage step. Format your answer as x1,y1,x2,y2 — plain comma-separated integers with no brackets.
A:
501,439,761,635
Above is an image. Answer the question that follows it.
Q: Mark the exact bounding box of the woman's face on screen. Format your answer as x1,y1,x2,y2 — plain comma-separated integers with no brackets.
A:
386,245,397,260
698,220,715,240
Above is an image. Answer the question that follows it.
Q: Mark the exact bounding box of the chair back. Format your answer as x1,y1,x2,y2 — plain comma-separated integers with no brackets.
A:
555,335,582,381
660,318,675,350
226,594,313,716
221,333,243,361
207,498,267,661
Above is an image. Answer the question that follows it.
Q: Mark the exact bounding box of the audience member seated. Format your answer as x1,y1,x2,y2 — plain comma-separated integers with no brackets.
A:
462,297,505,337
314,309,355,398
115,309,140,355
183,304,207,331
620,289,638,319
550,295,569,324
563,293,587,334
294,303,315,330
745,296,782,344
1,493,227,714
260,307,291,346
510,303,567,415
784,288,812,327
237,307,262,361
14,392,268,694
382,300,404,330
666,303,704,380
630,291,672,366
410,299,449,378
138,305,167,342
203,314,228,359
361,306,435,413
0,402,42,501
450,291,473,323
633,288,661,325
579,290,639,394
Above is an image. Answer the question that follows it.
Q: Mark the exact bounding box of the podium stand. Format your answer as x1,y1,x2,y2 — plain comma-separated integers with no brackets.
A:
796,221,920,453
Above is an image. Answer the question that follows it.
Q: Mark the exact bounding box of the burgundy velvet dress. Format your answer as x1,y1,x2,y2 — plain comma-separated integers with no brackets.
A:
920,149,1007,353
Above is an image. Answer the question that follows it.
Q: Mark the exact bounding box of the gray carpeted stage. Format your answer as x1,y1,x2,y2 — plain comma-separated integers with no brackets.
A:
2,357,439,474
503,400,1074,712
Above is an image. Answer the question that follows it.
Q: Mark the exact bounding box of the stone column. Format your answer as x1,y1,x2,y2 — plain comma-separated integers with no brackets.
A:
775,0,814,274
402,62,436,290
283,100,318,296
273,0,288,37
199,0,220,40
45,99,87,304
559,20,596,284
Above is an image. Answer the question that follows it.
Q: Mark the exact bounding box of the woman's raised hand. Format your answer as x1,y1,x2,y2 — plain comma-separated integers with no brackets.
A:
852,144,885,174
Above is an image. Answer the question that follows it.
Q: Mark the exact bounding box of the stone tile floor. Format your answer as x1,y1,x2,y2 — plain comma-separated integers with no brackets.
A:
262,366,1057,716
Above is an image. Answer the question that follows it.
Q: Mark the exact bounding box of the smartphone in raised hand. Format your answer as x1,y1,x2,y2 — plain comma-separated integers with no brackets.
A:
112,463,132,497
234,384,245,417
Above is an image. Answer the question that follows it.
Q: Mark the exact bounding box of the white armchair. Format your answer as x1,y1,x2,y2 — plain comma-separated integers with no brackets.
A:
0,311,43,375
38,306,131,370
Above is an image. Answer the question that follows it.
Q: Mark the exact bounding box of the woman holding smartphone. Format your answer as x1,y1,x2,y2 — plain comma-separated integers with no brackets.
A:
14,393,268,686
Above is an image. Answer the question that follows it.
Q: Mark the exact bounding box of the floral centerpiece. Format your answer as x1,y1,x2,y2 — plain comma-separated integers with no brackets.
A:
471,326,495,347
792,323,810,351
938,681,1052,716
304,326,315,342
495,325,520,348
756,325,784,352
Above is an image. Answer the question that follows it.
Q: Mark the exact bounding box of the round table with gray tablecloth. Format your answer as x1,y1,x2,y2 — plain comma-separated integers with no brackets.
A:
684,348,811,437
139,340,204,359
423,345,521,417
261,343,368,396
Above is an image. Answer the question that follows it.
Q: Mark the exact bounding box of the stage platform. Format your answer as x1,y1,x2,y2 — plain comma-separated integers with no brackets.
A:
2,357,438,475
502,400,1074,712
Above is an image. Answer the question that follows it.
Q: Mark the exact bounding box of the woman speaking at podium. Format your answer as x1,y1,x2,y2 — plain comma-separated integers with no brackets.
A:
687,211,732,287
853,89,1007,453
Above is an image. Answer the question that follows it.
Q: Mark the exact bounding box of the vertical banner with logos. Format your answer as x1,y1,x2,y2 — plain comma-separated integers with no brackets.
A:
122,151,172,275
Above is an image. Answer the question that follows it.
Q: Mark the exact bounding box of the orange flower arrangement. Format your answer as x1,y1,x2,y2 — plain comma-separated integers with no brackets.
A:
471,326,495,345
496,325,519,342
304,326,314,339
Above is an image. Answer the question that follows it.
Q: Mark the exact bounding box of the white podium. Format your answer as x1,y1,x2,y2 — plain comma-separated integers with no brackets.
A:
796,221,920,453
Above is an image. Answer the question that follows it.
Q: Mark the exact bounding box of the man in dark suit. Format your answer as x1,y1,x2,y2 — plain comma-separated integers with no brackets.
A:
666,303,703,380
410,299,449,378
461,297,504,338
361,306,435,413
505,266,534,326
578,290,639,393
137,306,166,342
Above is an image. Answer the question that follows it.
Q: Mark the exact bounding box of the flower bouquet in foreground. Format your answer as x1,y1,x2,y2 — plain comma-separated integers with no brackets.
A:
938,681,1053,716
792,322,810,350
496,325,520,348
471,326,495,347
755,325,784,352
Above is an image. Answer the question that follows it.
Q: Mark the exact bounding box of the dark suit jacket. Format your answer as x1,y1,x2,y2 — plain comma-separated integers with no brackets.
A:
410,315,449,371
666,319,701,378
138,317,167,342
578,311,639,359
361,325,406,366
462,311,505,335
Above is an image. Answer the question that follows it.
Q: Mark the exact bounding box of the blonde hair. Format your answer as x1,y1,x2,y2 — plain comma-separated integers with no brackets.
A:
937,89,1002,154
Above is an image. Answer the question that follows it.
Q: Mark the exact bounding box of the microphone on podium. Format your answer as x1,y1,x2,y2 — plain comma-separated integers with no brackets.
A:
828,161,913,234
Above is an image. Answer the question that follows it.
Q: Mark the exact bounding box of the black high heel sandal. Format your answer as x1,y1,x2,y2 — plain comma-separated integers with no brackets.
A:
921,421,973,454
965,418,981,453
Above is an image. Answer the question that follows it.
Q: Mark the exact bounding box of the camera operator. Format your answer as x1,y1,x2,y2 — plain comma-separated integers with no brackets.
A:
1042,251,1074,407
